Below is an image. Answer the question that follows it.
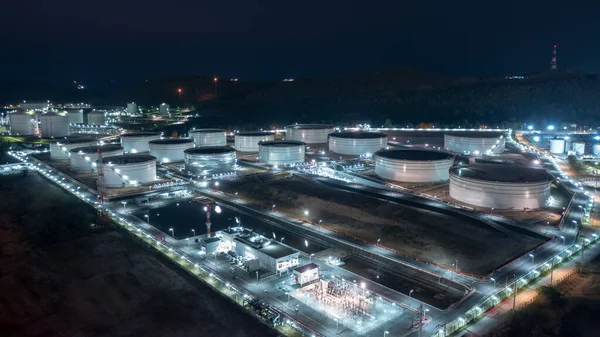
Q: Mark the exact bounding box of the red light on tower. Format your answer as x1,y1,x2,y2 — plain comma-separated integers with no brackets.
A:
177,88,182,98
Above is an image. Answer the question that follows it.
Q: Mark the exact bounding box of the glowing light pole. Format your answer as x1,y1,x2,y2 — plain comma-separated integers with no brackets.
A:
214,77,218,99
169,227,175,238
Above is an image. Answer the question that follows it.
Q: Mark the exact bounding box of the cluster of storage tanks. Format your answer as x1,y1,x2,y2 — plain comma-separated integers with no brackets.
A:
9,110,105,137
549,137,600,156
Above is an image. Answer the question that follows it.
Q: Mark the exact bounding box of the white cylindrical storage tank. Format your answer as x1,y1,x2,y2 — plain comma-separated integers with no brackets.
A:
449,164,552,209
120,132,161,153
549,139,566,154
285,124,335,144
235,132,275,152
99,154,156,187
148,138,194,163
572,142,585,155
127,102,137,115
67,110,84,124
328,131,388,156
374,149,455,183
87,110,106,125
40,112,70,138
8,111,36,135
258,140,306,165
189,129,227,147
49,138,98,160
593,144,600,155
184,146,237,175
69,144,124,173
444,132,505,155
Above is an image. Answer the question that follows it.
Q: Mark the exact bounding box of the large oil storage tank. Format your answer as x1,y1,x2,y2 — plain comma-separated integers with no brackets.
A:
549,139,566,154
572,142,585,155
258,140,306,165
374,149,455,183
99,154,156,187
593,144,600,156
40,112,70,138
444,132,505,155
189,129,227,147
67,110,84,124
449,163,552,209
87,110,106,125
120,132,161,153
69,144,124,173
235,132,275,152
328,131,388,156
184,146,237,175
9,111,36,135
148,138,194,163
49,137,98,160
285,124,335,144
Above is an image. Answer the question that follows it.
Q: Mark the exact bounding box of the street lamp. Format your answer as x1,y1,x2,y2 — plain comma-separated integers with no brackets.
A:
191,229,195,237
529,253,534,266
491,277,496,289
310,253,314,262
144,214,150,224
169,228,175,238
272,204,276,210
409,289,414,297
121,201,127,211
560,235,565,245
384,331,389,337
304,209,309,216
377,238,381,245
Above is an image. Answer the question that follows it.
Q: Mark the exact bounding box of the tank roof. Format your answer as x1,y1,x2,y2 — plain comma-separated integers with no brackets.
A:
120,132,161,138
237,131,275,136
69,144,123,153
189,128,226,133
450,164,552,183
101,154,156,165
184,146,236,154
148,138,194,145
285,124,335,130
445,131,504,138
51,137,97,145
329,131,387,139
259,140,306,147
41,112,67,117
88,110,105,114
375,149,454,161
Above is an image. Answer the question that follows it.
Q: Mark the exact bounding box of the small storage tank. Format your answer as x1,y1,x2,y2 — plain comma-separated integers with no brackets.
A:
120,132,161,153
148,138,194,163
99,154,156,187
40,112,70,138
127,102,137,115
8,111,36,135
87,110,106,125
258,140,306,165
189,129,227,147
549,139,566,154
69,144,124,173
235,132,275,152
67,110,84,124
593,144,600,155
184,146,237,175
573,142,585,155
49,138,98,160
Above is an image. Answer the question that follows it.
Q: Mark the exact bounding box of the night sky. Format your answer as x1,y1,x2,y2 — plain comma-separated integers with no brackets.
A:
1,1,598,86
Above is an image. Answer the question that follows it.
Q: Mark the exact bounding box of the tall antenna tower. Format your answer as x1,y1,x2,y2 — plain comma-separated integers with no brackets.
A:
551,44,557,71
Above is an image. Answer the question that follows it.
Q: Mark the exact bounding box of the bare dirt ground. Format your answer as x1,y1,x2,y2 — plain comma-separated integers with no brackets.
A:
221,175,545,275
0,172,276,337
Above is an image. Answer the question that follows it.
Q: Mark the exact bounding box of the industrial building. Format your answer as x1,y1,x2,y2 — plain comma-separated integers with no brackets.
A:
374,149,455,183
120,132,161,153
285,124,335,144
189,129,227,147
87,110,106,125
218,227,300,273
550,139,566,154
40,112,70,138
258,140,306,165
148,138,194,163
444,132,505,155
159,103,170,116
8,111,36,135
127,102,138,115
49,138,98,160
184,146,236,175
449,163,553,209
69,144,124,173
293,263,320,286
235,132,275,152
328,131,388,156
99,154,157,187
